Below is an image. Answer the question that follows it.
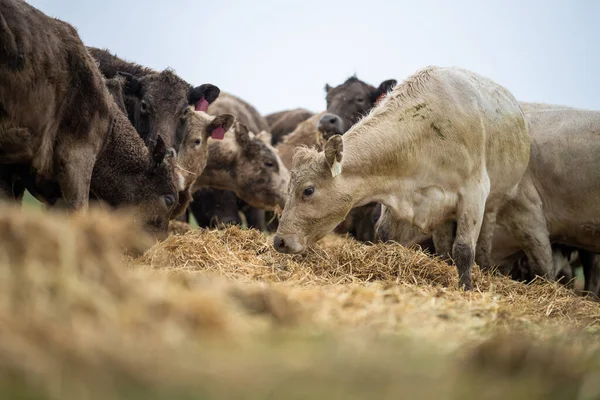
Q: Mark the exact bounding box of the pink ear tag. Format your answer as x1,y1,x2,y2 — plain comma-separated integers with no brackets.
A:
211,124,226,140
195,97,209,112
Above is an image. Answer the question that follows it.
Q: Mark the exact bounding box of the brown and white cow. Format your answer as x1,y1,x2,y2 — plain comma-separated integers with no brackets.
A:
171,109,235,218
273,66,531,290
0,0,181,238
192,93,285,230
192,122,289,212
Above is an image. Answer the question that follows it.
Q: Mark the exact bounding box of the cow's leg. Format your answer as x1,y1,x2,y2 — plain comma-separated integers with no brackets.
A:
500,205,554,280
452,191,487,291
581,250,600,298
432,220,456,264
0,169,14,201
0,167,25,204
475,210,498,272
245,207,267,232
53,141,97,210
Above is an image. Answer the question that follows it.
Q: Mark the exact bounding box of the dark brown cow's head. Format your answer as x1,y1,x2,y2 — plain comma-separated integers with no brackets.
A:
324,76,396,133
117,70,220,149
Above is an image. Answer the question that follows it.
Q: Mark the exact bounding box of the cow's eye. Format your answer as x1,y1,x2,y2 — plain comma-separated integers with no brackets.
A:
140,100,149,114
195,139,201,145
303,186,314,197
356,97,366,103
164,194,175,207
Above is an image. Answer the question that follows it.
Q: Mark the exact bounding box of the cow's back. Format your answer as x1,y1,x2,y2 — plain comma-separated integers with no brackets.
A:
433,68,530,200
372,67,530,202
269,108,314,145
208,92,269,134
0,0,109,174
277,112,325,170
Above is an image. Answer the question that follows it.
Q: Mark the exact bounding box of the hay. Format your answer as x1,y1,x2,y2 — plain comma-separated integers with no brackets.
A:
1,206,600,399
137,226,600,344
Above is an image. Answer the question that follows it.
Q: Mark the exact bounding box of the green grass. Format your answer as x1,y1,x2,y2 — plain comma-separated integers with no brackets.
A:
22,191,43,209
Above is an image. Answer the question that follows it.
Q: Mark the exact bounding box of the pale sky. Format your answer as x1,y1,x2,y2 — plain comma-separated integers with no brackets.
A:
28,0,598,116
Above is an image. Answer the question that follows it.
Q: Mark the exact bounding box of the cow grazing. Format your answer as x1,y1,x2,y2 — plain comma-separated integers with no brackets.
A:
0,0,180,238
88,47,220,150
193,93,283,231
321,76,398,244
273,66,531,290
266,108,314,145
193,122,289,212
374,108,600,291
324,76,397,133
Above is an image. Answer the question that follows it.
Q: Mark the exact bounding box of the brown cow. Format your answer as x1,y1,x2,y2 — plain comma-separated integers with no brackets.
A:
323,75,397,133
88,46,221,150
88,48,224,217
0,0,180,238
266,108,314,145
273,66,531,290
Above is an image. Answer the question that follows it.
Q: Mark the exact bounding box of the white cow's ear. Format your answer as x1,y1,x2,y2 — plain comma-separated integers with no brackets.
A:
324,135,343,177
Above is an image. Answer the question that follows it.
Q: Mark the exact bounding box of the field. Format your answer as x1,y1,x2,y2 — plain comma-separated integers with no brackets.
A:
1,206,600,400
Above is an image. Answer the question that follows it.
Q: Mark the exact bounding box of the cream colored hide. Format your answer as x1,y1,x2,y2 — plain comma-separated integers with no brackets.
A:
492,109,600,274
177,110,234,192
375,108,600,282
171,109,235,218
276,112,327,170
273,66,531,290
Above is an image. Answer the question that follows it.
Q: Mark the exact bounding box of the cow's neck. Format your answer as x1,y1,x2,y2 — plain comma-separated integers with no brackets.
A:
335,111,431,228
97,109,149,173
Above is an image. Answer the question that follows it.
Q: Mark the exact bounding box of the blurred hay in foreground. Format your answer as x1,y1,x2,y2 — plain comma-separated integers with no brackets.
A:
0,207,599,399
140,226,600,344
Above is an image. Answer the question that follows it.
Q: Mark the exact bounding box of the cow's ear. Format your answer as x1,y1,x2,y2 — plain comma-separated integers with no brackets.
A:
189,84,220,112
371,79,397,104
324,134,343,177
234,122,251,149
116,71,142,97
324,83,332,93
206,113,235,141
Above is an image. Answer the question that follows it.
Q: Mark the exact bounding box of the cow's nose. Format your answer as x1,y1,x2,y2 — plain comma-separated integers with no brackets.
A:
273,235,288,253
318,113,344,136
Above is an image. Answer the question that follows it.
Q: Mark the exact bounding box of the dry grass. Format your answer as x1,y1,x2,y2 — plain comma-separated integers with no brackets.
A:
0,206,600,399
139,226,600,345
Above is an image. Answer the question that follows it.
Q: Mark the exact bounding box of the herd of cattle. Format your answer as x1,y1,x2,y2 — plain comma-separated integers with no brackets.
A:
1,0,599,295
